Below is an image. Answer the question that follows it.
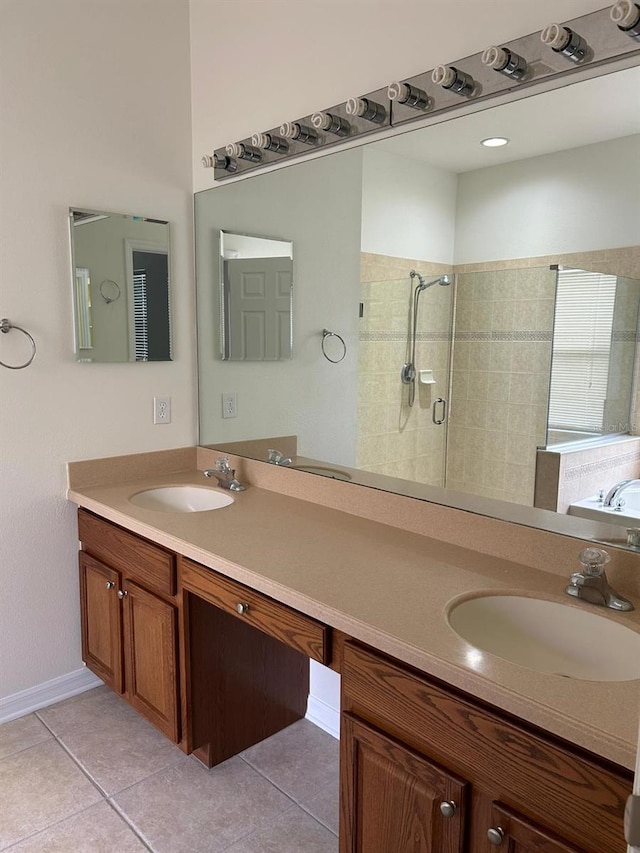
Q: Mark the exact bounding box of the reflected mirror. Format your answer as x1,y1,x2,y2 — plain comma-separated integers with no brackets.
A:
70,208,172,362
195,67,640,540
219,231,293,360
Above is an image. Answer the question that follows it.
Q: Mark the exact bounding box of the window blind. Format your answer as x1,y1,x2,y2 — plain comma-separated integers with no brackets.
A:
547,269,616,433
133,269,149,361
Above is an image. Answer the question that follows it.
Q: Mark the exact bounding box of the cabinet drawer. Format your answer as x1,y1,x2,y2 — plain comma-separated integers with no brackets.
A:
180,557,329,664
78,509,175,598
342,642,631,853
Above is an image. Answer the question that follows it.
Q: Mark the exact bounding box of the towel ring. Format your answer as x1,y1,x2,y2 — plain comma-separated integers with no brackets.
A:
99,279,121,303
321,328,347,363
0,318,37,369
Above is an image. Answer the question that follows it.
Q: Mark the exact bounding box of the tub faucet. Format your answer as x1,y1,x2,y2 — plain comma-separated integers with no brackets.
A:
603,478,640,507
565,547,633,611
203,456,246,491
267,449,292,466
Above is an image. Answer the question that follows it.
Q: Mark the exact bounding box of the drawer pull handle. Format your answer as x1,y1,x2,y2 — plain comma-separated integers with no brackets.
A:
439,800,457,818
236,602,250,615
117,590,129,599
487,826,505,846
105,581,115,589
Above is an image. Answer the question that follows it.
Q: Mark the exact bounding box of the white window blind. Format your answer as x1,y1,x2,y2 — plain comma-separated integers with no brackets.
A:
133,269,149,361
547,269,616,433
74,268,93,350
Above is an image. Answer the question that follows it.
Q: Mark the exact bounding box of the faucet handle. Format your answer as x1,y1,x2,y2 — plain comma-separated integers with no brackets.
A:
215,455,233,474
578,547,611,576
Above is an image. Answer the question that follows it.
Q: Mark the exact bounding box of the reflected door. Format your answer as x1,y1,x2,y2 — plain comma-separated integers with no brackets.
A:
224,257,293,360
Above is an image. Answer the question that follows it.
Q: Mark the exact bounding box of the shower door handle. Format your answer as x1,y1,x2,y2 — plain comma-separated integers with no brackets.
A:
432,397,447,425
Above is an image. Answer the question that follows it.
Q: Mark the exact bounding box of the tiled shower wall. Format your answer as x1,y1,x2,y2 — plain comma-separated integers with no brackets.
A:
357,253,453,485
605,276,640,436
356,246,639,506
446,267,556,506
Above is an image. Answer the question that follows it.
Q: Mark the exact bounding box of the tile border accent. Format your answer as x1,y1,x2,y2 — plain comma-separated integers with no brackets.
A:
563,449,640,482
455,330,553,342
359,330,451,342
0,668,102,725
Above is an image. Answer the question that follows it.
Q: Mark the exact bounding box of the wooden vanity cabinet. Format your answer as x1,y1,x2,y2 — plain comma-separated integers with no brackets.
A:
340,642,631,853
77,510,180,743
180,556,330,767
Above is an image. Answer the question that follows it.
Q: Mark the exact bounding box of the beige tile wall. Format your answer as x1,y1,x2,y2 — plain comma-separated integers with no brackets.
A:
357,254,453,485
605,276,640,435
446,266,556,506
357,247,639,506
535,437,640,513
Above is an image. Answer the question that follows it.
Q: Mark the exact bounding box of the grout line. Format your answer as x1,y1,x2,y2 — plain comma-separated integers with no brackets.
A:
107,798,156,852
52,735,111,798
238,752,338,837
0,799,107,851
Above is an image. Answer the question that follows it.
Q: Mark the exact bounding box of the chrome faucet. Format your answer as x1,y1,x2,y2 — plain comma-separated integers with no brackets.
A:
203,456,246,491
267,449,292,466
603,478,640,507
565,547,633,611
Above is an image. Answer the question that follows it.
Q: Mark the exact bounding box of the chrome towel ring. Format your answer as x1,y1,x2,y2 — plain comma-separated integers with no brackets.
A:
321,328,347,363
1,318,37,369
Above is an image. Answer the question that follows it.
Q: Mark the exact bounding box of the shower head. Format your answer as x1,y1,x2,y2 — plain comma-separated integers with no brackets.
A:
410,270,451,290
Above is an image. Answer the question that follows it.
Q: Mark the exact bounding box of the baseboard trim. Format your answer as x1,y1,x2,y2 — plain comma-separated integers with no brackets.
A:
306,694,340,740
0,667,103,724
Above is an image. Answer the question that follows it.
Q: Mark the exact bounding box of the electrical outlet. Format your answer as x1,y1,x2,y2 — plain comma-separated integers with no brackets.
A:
221,392,237,419
153,396,171,424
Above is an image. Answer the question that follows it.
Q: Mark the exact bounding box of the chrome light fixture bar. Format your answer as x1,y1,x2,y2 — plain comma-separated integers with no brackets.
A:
204,5,640,181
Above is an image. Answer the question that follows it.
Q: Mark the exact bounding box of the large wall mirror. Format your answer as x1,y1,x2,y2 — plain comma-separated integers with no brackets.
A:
70,208,172,363
195,66,640,543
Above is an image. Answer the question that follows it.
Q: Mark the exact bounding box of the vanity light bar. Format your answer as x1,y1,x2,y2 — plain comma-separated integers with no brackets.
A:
205,5,640,181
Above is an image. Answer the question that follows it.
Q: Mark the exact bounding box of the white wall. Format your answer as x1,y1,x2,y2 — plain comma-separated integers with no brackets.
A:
361,148,457,264
0,0,194,704
196,151,363,466
454,135,640,264
190,0,608,193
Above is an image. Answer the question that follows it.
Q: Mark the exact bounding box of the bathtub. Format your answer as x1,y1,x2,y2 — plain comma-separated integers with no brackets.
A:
569,485,640,527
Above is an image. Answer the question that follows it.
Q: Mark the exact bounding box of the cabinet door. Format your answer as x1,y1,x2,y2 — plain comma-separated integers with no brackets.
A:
340,713,467,853
122,580,179,743
79,552,123,692
483,803,585,853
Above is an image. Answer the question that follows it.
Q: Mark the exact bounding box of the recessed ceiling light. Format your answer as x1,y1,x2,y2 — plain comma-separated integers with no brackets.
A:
481,136,510,147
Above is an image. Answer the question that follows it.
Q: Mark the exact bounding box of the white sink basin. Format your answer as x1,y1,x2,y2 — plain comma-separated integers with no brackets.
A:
129,486,234,513
448,595,640,681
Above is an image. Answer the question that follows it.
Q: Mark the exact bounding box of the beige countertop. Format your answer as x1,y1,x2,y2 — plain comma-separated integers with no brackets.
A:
68,462,640,771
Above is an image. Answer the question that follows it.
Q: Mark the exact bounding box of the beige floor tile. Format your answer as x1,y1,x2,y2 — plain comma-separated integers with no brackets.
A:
0,714,52,760
36,686,130,737
7,801,147,852
225,806,339,853
301,779,339,835
0,740,102,850
112,754,292,853
241,719,339,807
56,706,184,796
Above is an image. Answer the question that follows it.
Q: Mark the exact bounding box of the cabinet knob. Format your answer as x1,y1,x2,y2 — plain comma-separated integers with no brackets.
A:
487,826,505,846
117,590,128,599
236,602,249,615
439,800,457,818
105,581,115,589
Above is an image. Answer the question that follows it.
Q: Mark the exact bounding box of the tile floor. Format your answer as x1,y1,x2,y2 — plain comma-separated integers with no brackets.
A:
0,687,339,852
